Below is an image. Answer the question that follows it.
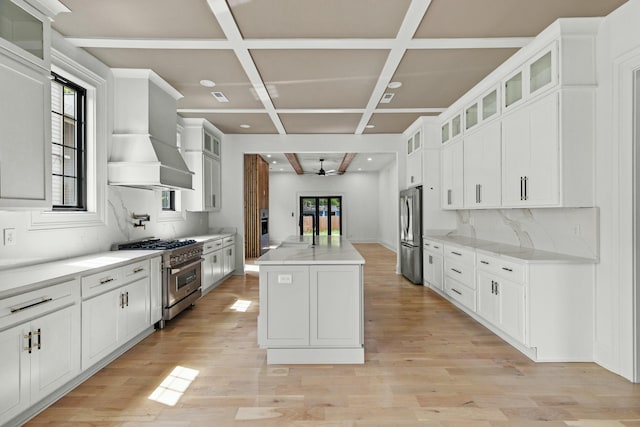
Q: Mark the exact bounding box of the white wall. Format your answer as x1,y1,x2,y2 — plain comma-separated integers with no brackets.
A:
0,33,208,269
209,133,405,269
377,160,398,251
269,172,382,244
592,0,640,381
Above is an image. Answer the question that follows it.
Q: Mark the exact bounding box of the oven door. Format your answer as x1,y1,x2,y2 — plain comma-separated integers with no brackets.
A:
166,258,202,307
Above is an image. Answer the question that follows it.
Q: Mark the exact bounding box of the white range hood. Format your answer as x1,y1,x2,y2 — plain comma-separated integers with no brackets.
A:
107,69,194,191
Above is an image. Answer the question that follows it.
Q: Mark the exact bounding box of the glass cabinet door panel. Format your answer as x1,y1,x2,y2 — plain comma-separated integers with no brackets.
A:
452,115,461,137
530,51,553,94
441,123,449,143
482,89,498,119
0,1,44,59
504,72,523,108
465,103,478,130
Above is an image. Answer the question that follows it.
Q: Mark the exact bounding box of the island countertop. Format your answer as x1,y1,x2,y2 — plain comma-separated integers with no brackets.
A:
255,235,365,265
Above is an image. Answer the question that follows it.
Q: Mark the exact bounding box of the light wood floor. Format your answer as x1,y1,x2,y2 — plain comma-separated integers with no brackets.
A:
27,244,640,426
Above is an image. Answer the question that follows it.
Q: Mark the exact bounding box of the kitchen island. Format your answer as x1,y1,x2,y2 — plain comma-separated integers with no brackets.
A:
255,235,365,364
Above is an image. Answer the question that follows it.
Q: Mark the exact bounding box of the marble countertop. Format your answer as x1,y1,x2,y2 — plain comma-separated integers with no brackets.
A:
0,250,161,299
255,235,365,265
188,233,233,243
425,235,597,264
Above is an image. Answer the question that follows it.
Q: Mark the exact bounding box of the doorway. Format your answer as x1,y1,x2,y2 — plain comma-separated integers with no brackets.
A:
299,196,342,236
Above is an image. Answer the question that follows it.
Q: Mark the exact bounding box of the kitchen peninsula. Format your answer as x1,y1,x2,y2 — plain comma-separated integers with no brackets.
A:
255,236,365,364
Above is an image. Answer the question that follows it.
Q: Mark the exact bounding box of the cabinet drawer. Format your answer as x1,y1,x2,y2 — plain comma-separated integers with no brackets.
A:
0,278,79,329
120,260,150,284
81,267,121,299
223,236,235,247
444,244,475,265
204,239,223,253
445,277,476,312
444,259,475,289
477,253,525,283
423,239,444,255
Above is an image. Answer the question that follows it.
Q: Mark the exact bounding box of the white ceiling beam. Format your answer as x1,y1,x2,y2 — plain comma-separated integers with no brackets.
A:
206,0,286,134
65,37,531,50
178,107,447,114
355,0,434,135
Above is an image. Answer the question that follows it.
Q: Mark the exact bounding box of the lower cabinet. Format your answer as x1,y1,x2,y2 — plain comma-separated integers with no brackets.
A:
223,236,236,276
477,270,525,344
423,239,444,291
0,280,80,425
81,263,151,370
259,264,363,350
202,239,225,293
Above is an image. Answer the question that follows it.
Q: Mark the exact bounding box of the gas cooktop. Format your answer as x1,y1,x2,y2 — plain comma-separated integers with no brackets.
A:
113,238,198,251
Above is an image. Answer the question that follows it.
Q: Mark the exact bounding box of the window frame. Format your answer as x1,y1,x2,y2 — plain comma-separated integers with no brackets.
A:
51,72,87,211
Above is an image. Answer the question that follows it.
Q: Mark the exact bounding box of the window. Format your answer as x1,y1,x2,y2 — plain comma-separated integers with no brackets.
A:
51,73,86,210
162,190,175,211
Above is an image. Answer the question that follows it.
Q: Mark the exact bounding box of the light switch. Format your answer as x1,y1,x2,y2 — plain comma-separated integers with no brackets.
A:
278,274,292,284
4,228,16,246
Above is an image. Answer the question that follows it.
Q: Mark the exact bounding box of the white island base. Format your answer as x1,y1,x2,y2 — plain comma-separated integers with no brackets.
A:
255,236,365,364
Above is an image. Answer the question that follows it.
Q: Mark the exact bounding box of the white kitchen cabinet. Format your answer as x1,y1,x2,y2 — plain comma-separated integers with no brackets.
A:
441,138,464,209
406,129,422,187
0,51,50,209
202,238,224,293
222,235,236,276
443,244,476,312
310,265,361,347
477,270,525,344
259,263,363,354
423,239,444,291
150,256,162,324
81,261,151,370
0,278,80,426
463,120,502,208
182,118,222,212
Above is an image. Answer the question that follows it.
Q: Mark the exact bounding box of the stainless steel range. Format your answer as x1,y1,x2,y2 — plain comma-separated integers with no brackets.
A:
113,238,203,327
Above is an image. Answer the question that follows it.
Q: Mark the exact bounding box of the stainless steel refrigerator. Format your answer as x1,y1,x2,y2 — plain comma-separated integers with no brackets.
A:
400,187,423,284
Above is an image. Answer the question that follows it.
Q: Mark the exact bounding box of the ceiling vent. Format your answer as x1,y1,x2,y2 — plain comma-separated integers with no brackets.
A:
379,93,395,104
211,91,229,103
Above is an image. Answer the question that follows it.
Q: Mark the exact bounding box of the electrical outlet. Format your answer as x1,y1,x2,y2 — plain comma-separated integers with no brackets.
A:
4,228,16,246
573,225,581,236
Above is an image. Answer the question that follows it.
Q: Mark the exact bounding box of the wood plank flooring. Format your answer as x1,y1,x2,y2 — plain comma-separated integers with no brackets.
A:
27,244,640,426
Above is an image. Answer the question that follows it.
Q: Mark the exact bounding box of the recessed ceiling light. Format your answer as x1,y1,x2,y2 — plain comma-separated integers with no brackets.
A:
358,168,362,171
200,79,216,87
367,157,373,161
387,81,402,89
239,124,251,129
365,124,375,129
272,160,277,164
266,154,272,158
280,168,283,171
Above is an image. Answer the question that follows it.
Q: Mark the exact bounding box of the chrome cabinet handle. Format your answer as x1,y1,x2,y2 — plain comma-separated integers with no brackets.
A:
451,288,462,295
502,267,513,272
451,251,462,256
524,176,528,201
480,260,489,265
100,277,115,285
447,189,452,205
451,268,462,274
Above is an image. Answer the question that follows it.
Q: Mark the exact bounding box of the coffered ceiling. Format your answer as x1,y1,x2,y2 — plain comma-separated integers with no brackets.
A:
53,0,627,135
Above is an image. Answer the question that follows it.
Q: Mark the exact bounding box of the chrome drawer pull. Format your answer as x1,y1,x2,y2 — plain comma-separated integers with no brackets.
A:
133,267,144,274
502,267,513,272
99,277,115,285
10,297,53,313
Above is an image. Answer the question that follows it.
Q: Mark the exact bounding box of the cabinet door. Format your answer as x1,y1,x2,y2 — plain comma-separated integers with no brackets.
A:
424,252,443,291
224,245,235,276
82,289,120,370
263,267,310,346
123,278,151,341
501,106,531,206
0,324,29,424
496,277,526,344
463,121,501,208
211,157,221,211
211,249,224,283
310,265,361,347
423,252,434,286
203,155,214,210
149,257,163,324
0,54,50,208
477,272,498,324
526,93,559,206
407,151,422,187
201,252,215,291
441,139,463,209
30,305,80,403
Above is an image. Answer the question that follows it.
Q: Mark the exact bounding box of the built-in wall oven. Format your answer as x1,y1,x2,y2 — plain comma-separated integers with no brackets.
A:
113,238,203,327
260,208,269,255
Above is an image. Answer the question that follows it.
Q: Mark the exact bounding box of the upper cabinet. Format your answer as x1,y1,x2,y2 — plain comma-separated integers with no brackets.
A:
406,128,422,187
181,118,222,212
438,19,598,210
0,0,67,209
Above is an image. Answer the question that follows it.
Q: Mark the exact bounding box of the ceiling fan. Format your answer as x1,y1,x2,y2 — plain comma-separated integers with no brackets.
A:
312,158,340,176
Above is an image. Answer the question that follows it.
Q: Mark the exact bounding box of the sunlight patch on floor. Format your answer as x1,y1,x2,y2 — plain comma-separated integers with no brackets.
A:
245,264,259,273
231,299,252,312
148,366,199,406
